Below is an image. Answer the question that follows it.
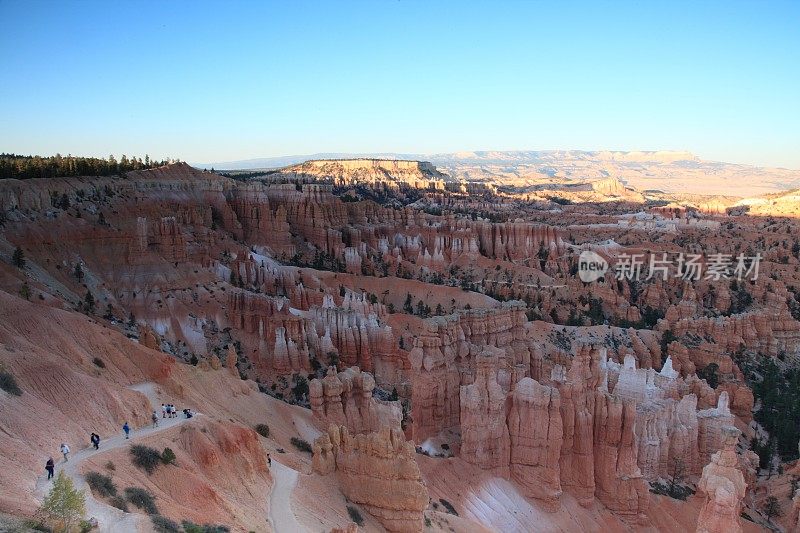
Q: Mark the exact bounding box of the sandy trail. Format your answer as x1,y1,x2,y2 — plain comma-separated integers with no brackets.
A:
34,382,195,532
268,460,304,533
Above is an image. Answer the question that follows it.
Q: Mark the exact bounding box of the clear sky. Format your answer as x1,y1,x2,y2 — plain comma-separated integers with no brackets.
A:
1,0,798,168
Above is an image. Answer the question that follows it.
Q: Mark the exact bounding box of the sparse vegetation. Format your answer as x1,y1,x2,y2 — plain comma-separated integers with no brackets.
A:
439,498,458,516
12,246,25,268
124,486,158,514
346,505,364,526
762,495,782,523
161,447,177,465
254,424,270,438
0,368,22,396
84,471,117,497
181,521,231,533
109,496,128,512
696,362,719,389
130,444,162,474
151,514,180,533
83,291,96,314
290,437,313,453
92,357,106,369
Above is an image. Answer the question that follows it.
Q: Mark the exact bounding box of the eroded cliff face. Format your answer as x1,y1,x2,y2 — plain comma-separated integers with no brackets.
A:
312,425,429,533
459,350,511,477
695,427,747,533
309,366,402,434
275,159,450,190
507,377,562,509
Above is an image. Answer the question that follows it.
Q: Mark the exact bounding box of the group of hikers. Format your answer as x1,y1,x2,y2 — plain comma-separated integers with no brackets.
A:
152,404,193,427
44,402,195,481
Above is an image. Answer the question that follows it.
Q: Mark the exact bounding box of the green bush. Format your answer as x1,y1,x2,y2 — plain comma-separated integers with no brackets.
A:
84,471,117,497
161,447,176,465
130,444,162,474
290,437,312,453
439,498,458,516
182,521,231,533
346,505,364,526
0,369,22,396
109,496,128,512
151,515,180,533
254,424,270,438
124,487,158,514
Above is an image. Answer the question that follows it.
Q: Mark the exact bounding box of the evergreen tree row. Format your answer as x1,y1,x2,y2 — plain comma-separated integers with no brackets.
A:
0,153,177,180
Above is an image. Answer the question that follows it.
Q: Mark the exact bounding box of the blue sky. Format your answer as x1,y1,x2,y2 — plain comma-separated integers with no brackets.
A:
1,0,798,168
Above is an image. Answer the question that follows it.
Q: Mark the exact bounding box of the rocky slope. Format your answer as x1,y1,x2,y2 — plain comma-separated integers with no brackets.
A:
3,160,797,532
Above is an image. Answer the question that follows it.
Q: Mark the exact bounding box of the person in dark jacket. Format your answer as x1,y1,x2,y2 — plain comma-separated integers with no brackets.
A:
45,457,55,480
90,433,100,450
123,422,130,439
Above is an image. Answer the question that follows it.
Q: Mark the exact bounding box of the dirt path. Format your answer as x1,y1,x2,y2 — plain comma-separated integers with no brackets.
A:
268,460,304,533
34,382,195,532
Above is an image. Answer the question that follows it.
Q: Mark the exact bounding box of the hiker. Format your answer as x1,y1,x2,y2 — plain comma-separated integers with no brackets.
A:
152,410,159,427
123,422,130,439
45,457,55,480
60,443,70,462
183,408,193,419
170,404,177,418
162,403,167,418
267,454,271,467
90,433,100,450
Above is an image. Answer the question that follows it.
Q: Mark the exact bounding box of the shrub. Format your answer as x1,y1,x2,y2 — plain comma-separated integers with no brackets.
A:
25,521,52,532
439,498,458,516
346,506,364,526
104,461,115,472
151,515,180,533
182,521,231,533
92,357,106,368
161,447,176,465
290,437,312,453
130,444,162,474
0,369,22,396
84,471,117,497
109,496,128,512
124,487,158,514
79,520,93,533
254,424,270,438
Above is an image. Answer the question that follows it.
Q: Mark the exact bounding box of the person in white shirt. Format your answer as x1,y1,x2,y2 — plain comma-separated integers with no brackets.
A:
60,443,70,462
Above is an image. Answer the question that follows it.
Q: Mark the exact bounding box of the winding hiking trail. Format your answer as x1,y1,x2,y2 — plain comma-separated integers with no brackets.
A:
33,382,195,532
267,460,304,533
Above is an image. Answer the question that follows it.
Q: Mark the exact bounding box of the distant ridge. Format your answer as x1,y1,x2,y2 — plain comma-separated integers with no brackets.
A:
195,150,701,170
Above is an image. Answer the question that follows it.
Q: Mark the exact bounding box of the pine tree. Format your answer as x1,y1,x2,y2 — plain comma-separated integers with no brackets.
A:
12,246,25,268
763,495,782,523
38,471,86,532
84,291,96,314
403,293,413,314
